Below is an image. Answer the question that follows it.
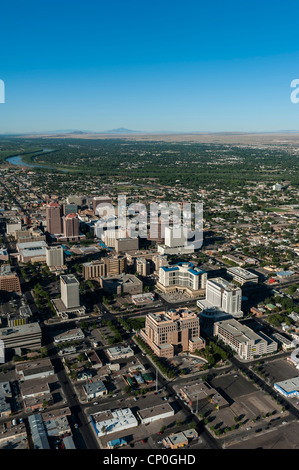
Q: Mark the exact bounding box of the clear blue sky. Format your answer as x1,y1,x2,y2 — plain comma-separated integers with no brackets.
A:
1,0,299,133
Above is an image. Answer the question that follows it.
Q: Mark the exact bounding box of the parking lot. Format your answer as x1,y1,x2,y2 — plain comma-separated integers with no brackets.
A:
256,358,298,385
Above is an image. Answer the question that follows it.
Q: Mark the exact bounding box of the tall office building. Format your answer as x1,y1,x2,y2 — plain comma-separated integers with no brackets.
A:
135,258,150,276
93,196,112,214
63,213,80,238
46,246,64,267
46,202,62,235
60,275,80,309
140,308,205,358
205,277,243,318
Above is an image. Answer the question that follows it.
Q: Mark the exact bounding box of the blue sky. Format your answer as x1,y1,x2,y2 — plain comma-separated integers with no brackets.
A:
0,0,299,133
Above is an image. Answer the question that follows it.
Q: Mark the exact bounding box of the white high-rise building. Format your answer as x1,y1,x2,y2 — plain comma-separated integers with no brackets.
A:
60,274,80,309
205,277,243,318
46,246,64,267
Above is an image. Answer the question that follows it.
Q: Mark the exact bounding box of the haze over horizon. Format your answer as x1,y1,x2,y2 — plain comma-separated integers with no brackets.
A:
1,0,299,134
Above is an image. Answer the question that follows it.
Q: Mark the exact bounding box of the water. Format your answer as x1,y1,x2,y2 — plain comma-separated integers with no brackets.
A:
6,149,67,172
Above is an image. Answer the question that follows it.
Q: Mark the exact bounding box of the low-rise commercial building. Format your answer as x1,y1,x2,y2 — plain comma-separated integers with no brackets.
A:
106,345,134,361
137,403,175,424
101,274,143,295
90,408,138,437
83,380,108,400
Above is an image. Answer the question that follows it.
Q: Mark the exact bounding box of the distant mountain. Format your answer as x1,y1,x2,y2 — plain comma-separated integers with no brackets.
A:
102,128,142,134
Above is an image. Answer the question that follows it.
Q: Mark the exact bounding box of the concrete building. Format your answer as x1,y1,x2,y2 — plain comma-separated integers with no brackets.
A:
213,319,277,360
135,257,151,276
46,202,62,235
157,262,207,298
17,240,48,263
62,213,80,238
137,403,175,424
157,226,195,255
90,408,138,438
106,345,134,361
45,245,64,267
101,274,143,295
152,254,168,273
0,322,42,351
16,358,54,382
115,237,139,253
82,255,127,280
163,430,198,449
226,266,259,286
179,382,229,410
0,265,21,294
60,274,80,309
6,218,22,236
53,328,84,344
83,380,108,400
139,308,205,358
93,196,112,213
200,277,243,318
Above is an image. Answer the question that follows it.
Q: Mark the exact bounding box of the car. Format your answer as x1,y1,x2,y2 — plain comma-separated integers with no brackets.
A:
93,402,99,405
282,421,287,425
142,439,147,444
246,427,252,431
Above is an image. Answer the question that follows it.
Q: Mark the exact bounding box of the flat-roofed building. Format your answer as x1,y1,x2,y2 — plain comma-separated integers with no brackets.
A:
16,358,54,381
213,318,277,360
0,322,42,351
274,377,299,398
227,266,259,286
157,262,207,298
60,274,80,309
139,307,205,358
16,240,48,263
0,265,21,294
46,202,62,235
90,408,138,437
83,380,108,400
201,277,243,318
179,382,229,410
101,274,143,295
137,403,175,424
135,257,150,276
115,237,139,253
163,429,198,449
83,255,127,280
53,328,84,344
93,196,112,213
46,245,64,267
106,345,134,361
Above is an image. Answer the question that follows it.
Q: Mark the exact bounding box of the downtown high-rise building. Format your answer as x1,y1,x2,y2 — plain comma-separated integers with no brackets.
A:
46,202,62,235
45,246,64,267
63,213,80,238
